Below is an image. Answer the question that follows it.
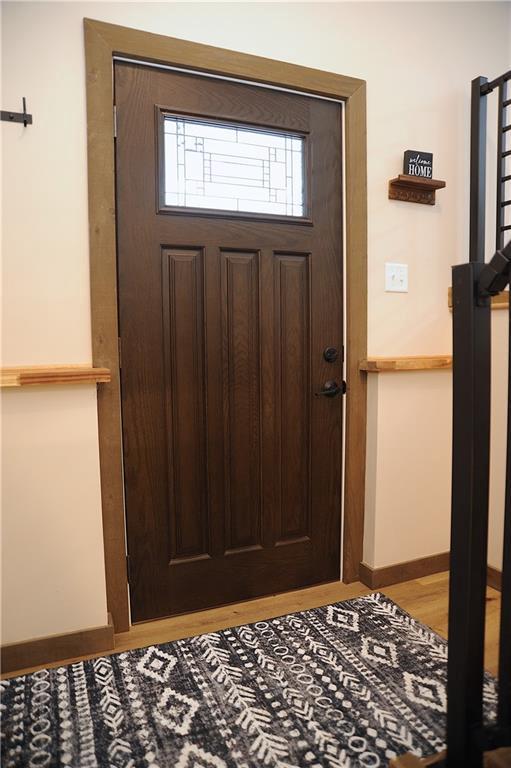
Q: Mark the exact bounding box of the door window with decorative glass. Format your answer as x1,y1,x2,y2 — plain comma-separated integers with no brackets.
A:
163,115,306,218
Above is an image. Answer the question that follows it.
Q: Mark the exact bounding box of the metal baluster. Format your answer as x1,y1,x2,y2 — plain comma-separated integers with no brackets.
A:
470,77,488,263
497,82,505,251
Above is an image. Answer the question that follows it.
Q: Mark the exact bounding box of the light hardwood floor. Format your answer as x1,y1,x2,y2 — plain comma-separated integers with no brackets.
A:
2,572,501,679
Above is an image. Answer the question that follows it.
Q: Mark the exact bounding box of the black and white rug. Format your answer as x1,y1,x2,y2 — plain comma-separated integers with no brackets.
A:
0,593,497,767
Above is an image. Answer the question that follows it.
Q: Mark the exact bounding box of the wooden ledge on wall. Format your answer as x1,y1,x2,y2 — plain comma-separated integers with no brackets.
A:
359,355,452,373
388,175,446,205
0,365,111,388
448,286,509,310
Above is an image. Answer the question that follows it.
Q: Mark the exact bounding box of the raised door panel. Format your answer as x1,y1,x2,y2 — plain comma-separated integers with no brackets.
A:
162,248,209,564
221,251,262,553
274,253,311,544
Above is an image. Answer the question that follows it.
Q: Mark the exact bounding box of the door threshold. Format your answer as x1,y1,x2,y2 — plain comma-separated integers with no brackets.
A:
117,579,367,654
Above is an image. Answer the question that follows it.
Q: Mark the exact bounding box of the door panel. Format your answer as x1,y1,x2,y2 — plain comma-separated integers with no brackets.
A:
222,250,261,553
115,62,343,622
274,253,311,545
162,247,208,564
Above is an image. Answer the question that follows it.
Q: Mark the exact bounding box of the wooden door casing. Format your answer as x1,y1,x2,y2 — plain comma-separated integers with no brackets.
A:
115,62,344,621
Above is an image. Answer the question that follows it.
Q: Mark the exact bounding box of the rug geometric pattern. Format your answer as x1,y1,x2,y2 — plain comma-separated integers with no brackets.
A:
0,593,497,767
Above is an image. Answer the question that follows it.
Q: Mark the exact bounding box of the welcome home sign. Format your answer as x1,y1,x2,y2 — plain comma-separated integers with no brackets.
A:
403,150,433,179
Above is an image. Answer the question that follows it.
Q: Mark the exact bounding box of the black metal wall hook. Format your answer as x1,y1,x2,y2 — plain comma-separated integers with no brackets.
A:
1,97,32,127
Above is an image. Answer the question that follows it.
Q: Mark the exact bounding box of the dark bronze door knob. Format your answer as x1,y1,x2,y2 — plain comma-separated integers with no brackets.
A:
315,380,344,398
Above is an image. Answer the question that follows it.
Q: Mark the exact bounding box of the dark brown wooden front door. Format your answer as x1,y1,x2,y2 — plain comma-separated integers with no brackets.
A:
115,61,344,622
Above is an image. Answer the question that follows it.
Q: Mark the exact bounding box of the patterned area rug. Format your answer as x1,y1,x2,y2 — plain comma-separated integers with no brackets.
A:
1,593,497,767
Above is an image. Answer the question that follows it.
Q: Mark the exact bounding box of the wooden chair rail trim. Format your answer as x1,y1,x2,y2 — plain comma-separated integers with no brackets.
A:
448,286,509,310
0,366,111,388
359,355,452,373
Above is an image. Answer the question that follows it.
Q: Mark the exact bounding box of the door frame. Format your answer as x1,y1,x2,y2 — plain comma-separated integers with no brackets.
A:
84,18,367,633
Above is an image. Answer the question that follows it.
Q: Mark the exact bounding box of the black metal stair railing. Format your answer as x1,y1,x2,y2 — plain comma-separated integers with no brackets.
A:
496,75,511,248
488,89,510,759
499,268,511,741
470,70,511,262
448,240,511,767
446,67,511,767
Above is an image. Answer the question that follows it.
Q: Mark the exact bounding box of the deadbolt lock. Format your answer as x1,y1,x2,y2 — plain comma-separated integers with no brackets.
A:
323,347,339,363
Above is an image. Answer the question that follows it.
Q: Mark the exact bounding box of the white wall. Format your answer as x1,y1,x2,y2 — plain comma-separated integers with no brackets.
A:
489,313,509,572
2,2,510,642
364,370,453,569
1,387,108,643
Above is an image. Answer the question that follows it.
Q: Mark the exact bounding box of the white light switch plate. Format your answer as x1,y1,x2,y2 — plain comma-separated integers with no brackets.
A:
385,262,408,293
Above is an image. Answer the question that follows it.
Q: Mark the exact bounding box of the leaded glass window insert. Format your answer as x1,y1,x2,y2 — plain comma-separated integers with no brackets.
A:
163,116,305,217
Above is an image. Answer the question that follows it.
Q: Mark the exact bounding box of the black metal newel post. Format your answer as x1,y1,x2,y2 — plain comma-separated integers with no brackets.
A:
447,261,492,767
447,70,511,765
390,71,511,768
497,261,511,732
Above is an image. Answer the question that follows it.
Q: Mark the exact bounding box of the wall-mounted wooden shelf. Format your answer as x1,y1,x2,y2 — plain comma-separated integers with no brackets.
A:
360,355,452,373
388,174,446,205
0,365,111,388
448,287,509,310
